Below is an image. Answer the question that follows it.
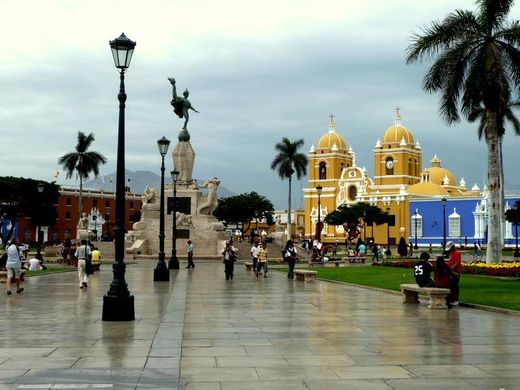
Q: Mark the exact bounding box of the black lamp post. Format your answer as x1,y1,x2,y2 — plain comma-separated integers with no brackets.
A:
154,136,171,281
102,32,136,322
413,210,418,250
104,212,110,241
363,210,367,242
36,182,44,259
441,197,447,250
169,170,180,269
514,223,520,257
92,212,98,241
316,185,322,242
386,207,390,246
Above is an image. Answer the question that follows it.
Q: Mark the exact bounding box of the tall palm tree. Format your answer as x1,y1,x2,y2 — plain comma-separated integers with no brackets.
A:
406,0,520,264
271,138,308,240
58,131,107,220
468,101,520,236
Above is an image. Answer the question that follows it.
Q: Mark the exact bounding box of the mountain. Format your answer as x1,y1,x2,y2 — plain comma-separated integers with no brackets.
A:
84,170,236,198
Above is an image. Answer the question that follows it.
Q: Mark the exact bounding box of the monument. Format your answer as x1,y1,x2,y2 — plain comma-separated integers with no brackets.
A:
127,78,225,257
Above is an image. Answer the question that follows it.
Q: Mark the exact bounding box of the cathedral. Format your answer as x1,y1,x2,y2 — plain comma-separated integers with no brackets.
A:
303,110,519,246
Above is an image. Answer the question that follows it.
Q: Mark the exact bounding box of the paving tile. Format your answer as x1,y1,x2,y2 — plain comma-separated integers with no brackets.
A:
386,378,479,390
256,367,338,380
181,366,259,382
330,365,415,380
403,364,497,378
305,379,394,390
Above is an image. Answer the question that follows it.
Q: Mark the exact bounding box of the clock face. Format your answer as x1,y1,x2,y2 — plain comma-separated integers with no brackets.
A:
386,160,394,169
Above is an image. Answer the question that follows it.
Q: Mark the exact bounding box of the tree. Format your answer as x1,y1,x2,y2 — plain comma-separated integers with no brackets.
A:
58,131,107,220
0,177,60,248
505,200,520,257
406,0,520,264
324,202,388,244
213,192,274,236
270,138,308,240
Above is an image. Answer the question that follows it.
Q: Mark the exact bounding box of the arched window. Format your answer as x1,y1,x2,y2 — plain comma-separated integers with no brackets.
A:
411,211,423,238
449,208,461,238
408,158,412,175
319,162,327,180
348,186,357,201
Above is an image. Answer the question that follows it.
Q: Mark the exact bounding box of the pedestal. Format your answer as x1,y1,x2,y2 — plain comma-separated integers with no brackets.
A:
173,141,195,182
102,295,135,321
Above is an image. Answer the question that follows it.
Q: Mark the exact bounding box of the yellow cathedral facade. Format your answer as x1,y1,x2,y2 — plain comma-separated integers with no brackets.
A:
303,110,480,245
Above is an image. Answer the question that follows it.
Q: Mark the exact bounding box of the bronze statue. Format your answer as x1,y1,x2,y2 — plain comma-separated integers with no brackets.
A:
168,77,199,131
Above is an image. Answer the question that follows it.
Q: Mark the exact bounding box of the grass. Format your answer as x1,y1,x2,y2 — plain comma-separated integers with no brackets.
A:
25,266,75,277
276,266,520,311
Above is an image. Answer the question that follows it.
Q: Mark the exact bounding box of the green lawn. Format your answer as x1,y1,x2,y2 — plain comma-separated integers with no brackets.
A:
278,266,520,311
25,266,75,277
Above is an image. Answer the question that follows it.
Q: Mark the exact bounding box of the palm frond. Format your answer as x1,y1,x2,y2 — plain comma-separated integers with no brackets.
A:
477,0,514,32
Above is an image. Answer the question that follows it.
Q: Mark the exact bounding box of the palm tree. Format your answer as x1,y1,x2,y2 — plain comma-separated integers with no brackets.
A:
271,138,308,240
58,131,107,220
468,101,520,237
406,0,520,264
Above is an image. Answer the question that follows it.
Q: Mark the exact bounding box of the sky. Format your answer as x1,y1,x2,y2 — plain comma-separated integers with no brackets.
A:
1,0,520,209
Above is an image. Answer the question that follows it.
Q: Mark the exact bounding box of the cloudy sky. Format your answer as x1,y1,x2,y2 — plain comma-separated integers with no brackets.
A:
2,0,520,209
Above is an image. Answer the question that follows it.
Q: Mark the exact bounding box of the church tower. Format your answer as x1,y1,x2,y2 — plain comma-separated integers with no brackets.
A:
373,108,422,189
304,115,353,238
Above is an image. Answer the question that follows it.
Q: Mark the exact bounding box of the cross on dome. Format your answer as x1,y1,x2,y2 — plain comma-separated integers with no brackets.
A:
329,114,336,132
394,106,402,125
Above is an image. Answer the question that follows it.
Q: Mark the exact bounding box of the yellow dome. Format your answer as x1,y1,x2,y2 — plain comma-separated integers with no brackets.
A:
317,132,347,150
407,182,450,196
316,116,347,150
382,124,415,145
426,167,457,187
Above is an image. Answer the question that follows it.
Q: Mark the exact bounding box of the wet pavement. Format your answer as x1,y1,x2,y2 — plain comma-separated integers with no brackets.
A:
1,260,520,389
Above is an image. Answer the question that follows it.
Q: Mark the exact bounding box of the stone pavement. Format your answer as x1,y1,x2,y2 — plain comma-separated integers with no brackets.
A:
1,261,520,389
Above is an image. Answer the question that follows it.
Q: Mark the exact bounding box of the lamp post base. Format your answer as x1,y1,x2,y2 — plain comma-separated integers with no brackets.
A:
168,257,179,269
514,250,520,258
154,264,170,281
102,295,135,321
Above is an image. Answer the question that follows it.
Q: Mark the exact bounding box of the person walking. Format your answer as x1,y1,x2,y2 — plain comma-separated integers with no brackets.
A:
6,239,24,295
74,239,91,289
473,242,482,259
222,242,237,280
445,241,462,306
257,242,268,278
250,241,260,274
186,240,195,269
284,240,298,279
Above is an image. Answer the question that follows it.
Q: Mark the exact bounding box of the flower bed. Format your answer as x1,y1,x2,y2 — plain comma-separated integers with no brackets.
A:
373,260,520,277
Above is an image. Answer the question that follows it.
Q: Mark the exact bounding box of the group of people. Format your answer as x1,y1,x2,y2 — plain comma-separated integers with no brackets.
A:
414,241,462,307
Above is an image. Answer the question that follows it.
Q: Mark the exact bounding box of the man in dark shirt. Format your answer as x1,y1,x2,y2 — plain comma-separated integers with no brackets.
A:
414,252,435,287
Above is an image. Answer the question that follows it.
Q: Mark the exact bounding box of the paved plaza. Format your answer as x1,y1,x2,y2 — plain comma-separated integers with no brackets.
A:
1,261,520,389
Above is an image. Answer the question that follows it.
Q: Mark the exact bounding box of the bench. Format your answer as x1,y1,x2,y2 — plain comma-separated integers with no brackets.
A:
400,284,451,310
344,256,367,264
323,260,345,268
294,269,317,282
244,262,253,271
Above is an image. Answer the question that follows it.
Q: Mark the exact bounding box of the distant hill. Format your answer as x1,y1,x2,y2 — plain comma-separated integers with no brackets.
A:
84,170,236,198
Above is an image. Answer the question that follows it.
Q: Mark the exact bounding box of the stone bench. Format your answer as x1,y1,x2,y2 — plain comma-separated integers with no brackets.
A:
400,283,451,310
324,260,345,268
244,262,253,271
294,269,317,282
344,256,367,264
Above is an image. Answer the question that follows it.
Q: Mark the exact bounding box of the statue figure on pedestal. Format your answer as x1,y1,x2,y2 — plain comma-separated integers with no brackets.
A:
77,213,89,230
168,77,199,132
198,177,220,215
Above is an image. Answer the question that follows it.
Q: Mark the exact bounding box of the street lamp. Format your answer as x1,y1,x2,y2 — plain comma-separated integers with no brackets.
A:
154,136,171,281
92,209,98,241
36,183,44,260
102,32,136,322
169,170,180,269
104,212,110,241
441,197,447,250
386,207,391,247
316,185,323,242
413,209,418,250
514,222,520,257
363,210,367,242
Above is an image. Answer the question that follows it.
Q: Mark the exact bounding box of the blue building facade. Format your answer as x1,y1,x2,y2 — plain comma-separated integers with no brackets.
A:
409,195,520,247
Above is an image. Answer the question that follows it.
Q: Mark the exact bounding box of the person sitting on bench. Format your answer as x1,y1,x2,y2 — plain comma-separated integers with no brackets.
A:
414,252,435,287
